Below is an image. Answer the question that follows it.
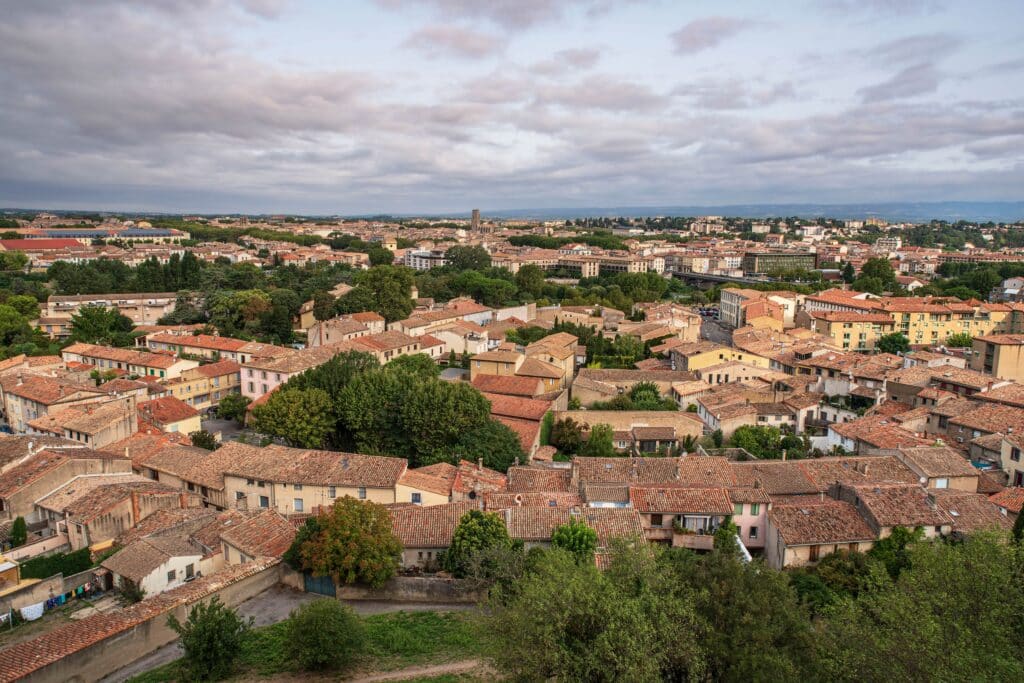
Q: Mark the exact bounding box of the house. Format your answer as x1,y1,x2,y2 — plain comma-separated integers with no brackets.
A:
219,509,296,565
102,532,204,598
162,360,241,412
928,489,1013,536
571,368,698,407
989,487,1024,519
138,397,201,435
891,446,979,491
999,433,1024,486
765,501,875,570
668,341,769,372
830,483,952,539
61,342,198,379
503,506,571,549
807,311,896,352
0,375,109,433
730,487,772,550
241,344,351,401
470,374,546,398
970,334,1024,382
555,410,703,455
26,397,138,449
628,486,733,550
45,292,179,324
389,501,476,569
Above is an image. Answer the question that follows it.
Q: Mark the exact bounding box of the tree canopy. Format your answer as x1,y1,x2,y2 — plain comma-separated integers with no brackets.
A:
296,497,402,588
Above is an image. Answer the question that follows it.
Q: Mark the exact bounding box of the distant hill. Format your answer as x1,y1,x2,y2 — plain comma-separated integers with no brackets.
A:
483,202,1024,223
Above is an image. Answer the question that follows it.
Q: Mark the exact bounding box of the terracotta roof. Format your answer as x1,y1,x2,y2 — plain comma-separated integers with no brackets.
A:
506,466,572,492
102,432,177,469
574,456,681,485
482,392,551,421
516,357,562,379
220,442,407,488
727,487,772,504
768,501,875,545
494,415,541,453
352,330,420,352
143,445,232,490
485,492,582,509
629,486,733,514
930,489,1013,533
399,468,454,496
102,536,202,583
830,417,931,449
581,484,631,504
194,359,242,377
389,501,477,548
219,509,295,558
0,434,77,468
471,374,543,397
0,374,103,404
798,456,919,490
578,507,645,546
989,487,1024,514
577,368,698,384
731,460,819,496
98,378,151,393
897,446,977,478
949,403,1024,435
139,396,199,426
452,459,507,495
148,333,247,352
503,507,571,541
850,484,952,529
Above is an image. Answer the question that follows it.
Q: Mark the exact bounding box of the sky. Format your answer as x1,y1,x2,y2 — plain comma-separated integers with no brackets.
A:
1,0,1022,215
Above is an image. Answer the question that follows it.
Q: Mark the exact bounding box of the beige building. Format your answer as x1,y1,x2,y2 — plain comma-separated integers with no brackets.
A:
0,375,109,433
61,342,198,380
45,292,179,325
162,360,241,412
765,501,875,570
27,397,138,449
807,311,896,352
971,334,1024,381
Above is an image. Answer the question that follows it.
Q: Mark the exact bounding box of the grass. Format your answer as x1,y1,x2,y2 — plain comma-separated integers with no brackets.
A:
126,609,485,682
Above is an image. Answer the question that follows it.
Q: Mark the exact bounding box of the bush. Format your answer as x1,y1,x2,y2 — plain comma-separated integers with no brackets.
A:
285,599,364,671
19,548,92,579
168,596,253,681
9,516,27,547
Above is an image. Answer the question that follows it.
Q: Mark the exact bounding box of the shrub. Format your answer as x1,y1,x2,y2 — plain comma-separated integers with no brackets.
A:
168,597,253,681
285,599,364,671
18,548,92,579
9,516,27,547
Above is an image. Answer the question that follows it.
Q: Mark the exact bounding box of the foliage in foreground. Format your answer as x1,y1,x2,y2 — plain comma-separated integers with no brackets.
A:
167,597,253,681
284,599,364,671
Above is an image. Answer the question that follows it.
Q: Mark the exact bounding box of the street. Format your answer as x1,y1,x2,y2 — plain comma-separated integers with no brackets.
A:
700,318,733,345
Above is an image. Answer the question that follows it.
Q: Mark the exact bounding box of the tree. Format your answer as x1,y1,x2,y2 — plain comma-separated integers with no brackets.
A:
841,262,856,283
336,266,414,323
550,417,584,454
444,510,512,578
252,388,335,448
454,419,526,472
10,516,27,547
285,599,364,672
860,257,897,288
283,517,322,570
299,497,402,588
712,516,739,557
445,245,491,272
167,596,253,682
68,305,135,346
189,430,220,451
579,423,616,457
367,246,394,266
867,525,924,579
514,264,546,298
876,332,910,355
945,332,973,348
729,425,785,459
216,392,250,423
551,519,598,565
312,291,335,322
711,429,724,447
1013,508,1024,544
851,276,885,295
4,295,38,318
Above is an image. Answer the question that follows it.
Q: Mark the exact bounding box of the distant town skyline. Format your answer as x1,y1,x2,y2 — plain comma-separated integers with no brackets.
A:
1,1,1022,214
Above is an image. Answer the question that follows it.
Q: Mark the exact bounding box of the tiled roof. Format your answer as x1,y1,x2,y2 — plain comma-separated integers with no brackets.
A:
352,330,420,352
219,509,295,558
574,456,681,485
506,466,572,492
731,461,819,496
0,451,73,498
676,456,737,486
768,501,875,545
482,392,551,421
897,446,977,478
975,383,1024,408
629,486,733,514
194,359,242,377
850,484,952,529
830,417,931,449
220,442,407,488
389,501,477,548
148,333,247,351
949,403,1024,434
139,396,199,425
485,492,582,509
98,378,151,393
102,536,202,583
516,357,562,379
143,445,232,490
243,344,351,373
577,507,645,546
399,469,454,496
989,487,1024,514
0,558,279,683
503,507,571,541
102,432,177,469
930,490,1013,533
33,473,151,513
452,459,507,495
494,416,541,453
798,456,919,489
471,374,543,397
581,483,631,504
0,434,76,467
0,374,103,404
727,487,772,504
65,481,182,523
577,368,698,384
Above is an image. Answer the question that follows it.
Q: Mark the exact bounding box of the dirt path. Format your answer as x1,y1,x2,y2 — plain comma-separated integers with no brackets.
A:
350,659,489,682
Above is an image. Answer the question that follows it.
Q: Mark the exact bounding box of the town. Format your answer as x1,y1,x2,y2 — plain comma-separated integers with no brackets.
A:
0,209,1022,681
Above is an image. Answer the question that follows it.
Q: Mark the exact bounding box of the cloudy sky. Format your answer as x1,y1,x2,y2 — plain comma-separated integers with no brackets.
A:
1,0,1022,215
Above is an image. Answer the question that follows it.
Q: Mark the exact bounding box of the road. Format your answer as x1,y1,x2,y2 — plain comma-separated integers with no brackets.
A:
100,585,475,683
700,318,733,345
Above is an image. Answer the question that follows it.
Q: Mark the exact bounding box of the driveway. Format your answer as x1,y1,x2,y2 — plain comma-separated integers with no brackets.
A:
201,417,245,442
100,585,474,682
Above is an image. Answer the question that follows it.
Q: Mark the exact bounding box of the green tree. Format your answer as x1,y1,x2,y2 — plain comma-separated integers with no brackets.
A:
860,257,897,288
867,525,924,579
216,392,250,423
550,417,584,454
551,519,598,565
729,425,785,459
579,423,616,457
312,291,335,322
252,388,335,448
1013,508,1024,544
876,332,910,355
167,596,253,682
68,305,135,346
336,266,414,323
514,264,546,298
367,246,394,266
711,428,724,447
454,419,526,472
299,497,402,588
445,245,492,271
851,276,885,295
9,516,27,547
4,294,38,318
284,599,364,672
444,510,512,578
283,517,322,570
945,332,973,348
712,516,739,557
841,262,856,283
189,430,220,451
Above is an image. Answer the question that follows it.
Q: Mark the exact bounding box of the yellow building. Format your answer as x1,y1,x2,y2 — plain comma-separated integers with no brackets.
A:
808,311,896,352
669,341,770,371
162,359,242,412
971,334,1024,382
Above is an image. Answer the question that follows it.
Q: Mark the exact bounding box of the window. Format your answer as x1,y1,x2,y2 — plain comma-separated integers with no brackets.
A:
328,486,336,498
257,481,265,488
358,487,366,499
651,514,664,527
750,503,760,515
293,498,304,512
185,564,194,579
733,502,744,516
808,545,820,562
293,484,303,491
259,495,269,508
934,478,949,489
411,492,422,504
247,479,254,486
248,382,254,392
235,492,245,500
1013,448,1022,462
167,569,177,583
749,526,758,540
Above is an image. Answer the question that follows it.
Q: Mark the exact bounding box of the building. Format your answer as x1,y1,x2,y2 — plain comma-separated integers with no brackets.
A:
138,397,201,435
765,501,875,569
162,360,241,412
27,397,138,449
45,292,179,325
740,251,816,276
219,509,295,565
61,342,198,380
808,311,896,352
390,501,476,568
404,249,448,270
0,375,109,433
970,334,1024,381
718,289,796,328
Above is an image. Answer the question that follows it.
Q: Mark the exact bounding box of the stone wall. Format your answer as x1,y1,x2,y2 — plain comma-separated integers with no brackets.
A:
0,574,63,613
336,575,483,604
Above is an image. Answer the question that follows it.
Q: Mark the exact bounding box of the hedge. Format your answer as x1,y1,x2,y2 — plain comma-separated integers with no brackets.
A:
18,548,93,579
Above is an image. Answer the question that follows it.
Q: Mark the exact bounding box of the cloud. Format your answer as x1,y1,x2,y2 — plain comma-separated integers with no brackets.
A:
673,79,796,110
670,17,754,55
530,48,602,75
402,25,503,59
866,32,960,65
376,0,620,29
821,0,946,16
858,63,942,101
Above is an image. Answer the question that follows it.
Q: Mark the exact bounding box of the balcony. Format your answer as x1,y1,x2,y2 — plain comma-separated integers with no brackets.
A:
672,533,714,551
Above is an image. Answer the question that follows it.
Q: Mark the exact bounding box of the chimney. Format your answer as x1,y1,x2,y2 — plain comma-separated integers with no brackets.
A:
781,449,787,461
131,490,141,522
180,492,189,508
477,458,483,472
16,373,23,386
514,457,520,467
